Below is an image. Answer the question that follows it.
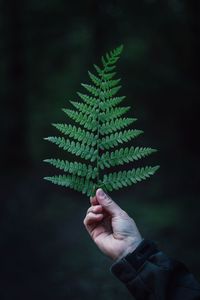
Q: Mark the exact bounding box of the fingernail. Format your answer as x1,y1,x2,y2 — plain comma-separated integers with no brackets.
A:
98,188,105,197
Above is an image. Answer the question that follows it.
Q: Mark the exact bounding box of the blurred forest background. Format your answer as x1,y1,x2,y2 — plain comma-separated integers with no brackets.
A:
0,0,200,299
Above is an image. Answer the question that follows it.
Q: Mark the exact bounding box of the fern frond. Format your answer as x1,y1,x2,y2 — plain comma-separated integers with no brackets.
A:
44,159,98,180
44,174,94,196
44,137,97,162
101,166,160,191
99,147,157,169
52,124,96,146
44,45,159,197
99,129,143,150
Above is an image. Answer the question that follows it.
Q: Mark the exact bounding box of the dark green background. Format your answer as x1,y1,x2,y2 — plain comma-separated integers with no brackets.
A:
0,0,200,299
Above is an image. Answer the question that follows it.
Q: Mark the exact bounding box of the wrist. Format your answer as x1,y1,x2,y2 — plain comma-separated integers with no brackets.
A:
115,237,143,262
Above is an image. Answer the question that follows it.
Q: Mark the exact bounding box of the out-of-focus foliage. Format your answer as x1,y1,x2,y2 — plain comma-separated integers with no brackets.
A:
0,0,200,299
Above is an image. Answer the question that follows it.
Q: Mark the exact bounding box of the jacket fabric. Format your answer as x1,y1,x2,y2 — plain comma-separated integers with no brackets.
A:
111,240,200,299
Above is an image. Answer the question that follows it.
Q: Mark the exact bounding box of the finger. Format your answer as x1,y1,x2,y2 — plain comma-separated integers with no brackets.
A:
84,212,104,227
90,195,99,206
96,188,123,217
87,205,103,215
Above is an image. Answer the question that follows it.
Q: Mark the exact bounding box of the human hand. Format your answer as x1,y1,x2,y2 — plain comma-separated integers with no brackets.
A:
83,188,142,260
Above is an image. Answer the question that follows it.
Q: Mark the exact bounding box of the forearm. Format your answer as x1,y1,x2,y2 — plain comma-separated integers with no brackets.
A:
111,240,200,300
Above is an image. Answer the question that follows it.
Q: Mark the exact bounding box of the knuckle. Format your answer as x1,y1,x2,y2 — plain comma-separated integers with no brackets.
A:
119,210,128,218
105,196,113,207
87,206,92,214
92,206,98,212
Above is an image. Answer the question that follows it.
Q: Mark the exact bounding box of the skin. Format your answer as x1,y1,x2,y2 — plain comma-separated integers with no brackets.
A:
83,188,142,261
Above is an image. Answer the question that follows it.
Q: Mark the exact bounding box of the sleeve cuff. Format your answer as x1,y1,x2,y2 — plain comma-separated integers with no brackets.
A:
110,240,158,282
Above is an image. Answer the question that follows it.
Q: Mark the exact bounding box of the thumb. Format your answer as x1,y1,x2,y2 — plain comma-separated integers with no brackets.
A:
96,188,123,217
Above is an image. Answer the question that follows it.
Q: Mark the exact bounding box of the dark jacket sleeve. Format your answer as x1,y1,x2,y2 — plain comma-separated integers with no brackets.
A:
110,240,200,300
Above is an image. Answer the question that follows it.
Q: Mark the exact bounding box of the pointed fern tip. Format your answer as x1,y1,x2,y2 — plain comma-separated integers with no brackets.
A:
119,44,124,51
154,165,160,172
43,159,50,163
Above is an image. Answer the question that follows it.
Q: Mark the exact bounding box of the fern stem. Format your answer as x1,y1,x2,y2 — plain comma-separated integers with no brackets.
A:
95,66,107,192
96,116,100,186
95,56,115,193
96,91,101,190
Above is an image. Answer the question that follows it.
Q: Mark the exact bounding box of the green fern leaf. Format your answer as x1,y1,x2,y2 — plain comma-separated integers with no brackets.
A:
77,92,97,107
52,123,96,146
101,78,121,90
62,109,97,131
88,71,102,87
103,72,117,81
81,84,100,97
69,101,97,115
100,117,137,135
102,86,122,98
101,166,159,191
99,96,125,110
44,159,97,179
99,129,143,150
44,136,97,162
99,147,157,169
93,64,103,76
99,106,130,122
44,45,159,197
44,174,94,196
